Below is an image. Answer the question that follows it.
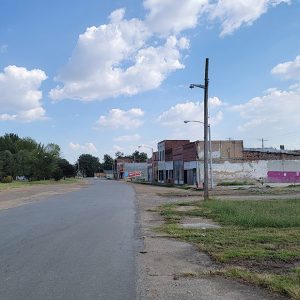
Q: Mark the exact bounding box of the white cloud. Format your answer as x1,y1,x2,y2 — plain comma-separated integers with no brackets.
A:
69,142,98,153
0,65,47,122
144,0,208,36
157,97,224,140
113,134,141,142
271,55,300,81
49,2,289,102
113,145,124,152
94,108,144,130
49,9,186,102
232,88,300,131
157,97,224,126
208,0,290,36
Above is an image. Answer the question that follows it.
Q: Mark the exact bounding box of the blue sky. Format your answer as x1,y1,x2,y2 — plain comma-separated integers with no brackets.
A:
1,0,300,163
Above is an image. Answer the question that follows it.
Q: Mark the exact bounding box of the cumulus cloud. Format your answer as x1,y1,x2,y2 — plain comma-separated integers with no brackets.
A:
69,142,98,153
49,1,290,102
94,108,144,130
144,0,208,36
208,0,290,36
157,97,224,126
157,98,224,140
232,88,300,131
0,65,47,122
49,9,187,102
271,55,300,81
113,145,124,152
113,134,141,142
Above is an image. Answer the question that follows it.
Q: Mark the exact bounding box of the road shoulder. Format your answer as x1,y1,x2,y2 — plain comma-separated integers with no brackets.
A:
134,183,286,300
0,180,88,210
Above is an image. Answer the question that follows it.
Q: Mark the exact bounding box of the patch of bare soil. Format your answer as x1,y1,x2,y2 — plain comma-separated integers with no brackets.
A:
133,182,286,300
175,205,199,212
0,180,88,210
227,258,300,275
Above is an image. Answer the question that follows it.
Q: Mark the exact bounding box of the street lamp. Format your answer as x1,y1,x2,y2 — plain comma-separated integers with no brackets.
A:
189,58,209,200
184,120,213,189
138,145,154,183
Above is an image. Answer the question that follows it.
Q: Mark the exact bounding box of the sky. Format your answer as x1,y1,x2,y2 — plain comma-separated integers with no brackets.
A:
1,0,300,163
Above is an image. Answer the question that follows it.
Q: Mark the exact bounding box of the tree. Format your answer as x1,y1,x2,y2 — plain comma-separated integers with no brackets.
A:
15,150,34,178
131,150,148,162
115,151,124,158
102,154,114,170
0,150,15,177
78,154,101,177
58,158,76,178
0,133,73,181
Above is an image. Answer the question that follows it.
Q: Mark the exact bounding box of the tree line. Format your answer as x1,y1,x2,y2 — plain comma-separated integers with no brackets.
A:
0,133,75,182
77,151,148,177
0,133,148,182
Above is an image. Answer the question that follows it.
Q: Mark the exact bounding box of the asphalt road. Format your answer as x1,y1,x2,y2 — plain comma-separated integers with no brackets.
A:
0,180,138,300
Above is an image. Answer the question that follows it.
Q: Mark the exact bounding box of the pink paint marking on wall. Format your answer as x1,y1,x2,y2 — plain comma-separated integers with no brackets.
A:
267,171,300,183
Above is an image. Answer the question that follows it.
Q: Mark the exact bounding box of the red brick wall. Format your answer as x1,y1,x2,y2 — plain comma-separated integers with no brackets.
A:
243,150,300,160
183,142,197,162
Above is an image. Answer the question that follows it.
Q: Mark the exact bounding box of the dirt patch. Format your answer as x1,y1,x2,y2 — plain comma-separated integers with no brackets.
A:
227,258,300,275
181,216,220,226
0,180,88,210
175,206,199,212
133,182,286,300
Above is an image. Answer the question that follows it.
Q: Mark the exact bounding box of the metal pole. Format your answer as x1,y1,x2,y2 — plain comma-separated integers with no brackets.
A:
151,148,154,183
208,125,213,189
203,58,209,200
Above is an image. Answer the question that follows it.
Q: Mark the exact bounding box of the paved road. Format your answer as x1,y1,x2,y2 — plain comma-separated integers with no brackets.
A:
0,180,138,300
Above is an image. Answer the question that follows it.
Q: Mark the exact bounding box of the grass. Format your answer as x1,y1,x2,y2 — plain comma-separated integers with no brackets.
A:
158,199,300,299
216,267,300,299
199,199,300,228
217,180,255,186
0,178,81,191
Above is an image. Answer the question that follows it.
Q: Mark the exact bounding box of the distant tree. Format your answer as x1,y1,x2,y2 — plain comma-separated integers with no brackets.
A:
58,158,76,178
78,154,101,177
15,150,34,178
52,168,64,181
0,133,20,154
102,154,114,170
115,151,124,158
131,150,148,162
0,133,70,181
0,150,15,177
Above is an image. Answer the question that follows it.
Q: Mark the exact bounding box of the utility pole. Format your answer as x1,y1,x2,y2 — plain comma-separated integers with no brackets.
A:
203,58,209,200
259,138,268,149
189,58,210,200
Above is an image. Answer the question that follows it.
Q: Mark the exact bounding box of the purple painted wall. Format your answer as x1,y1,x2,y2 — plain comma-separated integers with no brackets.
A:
267,171,300,183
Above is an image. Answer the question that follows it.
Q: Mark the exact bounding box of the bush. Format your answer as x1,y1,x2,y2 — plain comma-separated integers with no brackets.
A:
52,168,63,181
1,176,13,183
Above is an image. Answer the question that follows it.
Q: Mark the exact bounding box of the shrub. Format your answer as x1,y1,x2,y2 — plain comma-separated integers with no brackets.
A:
52,168,63,181
1,176,13,183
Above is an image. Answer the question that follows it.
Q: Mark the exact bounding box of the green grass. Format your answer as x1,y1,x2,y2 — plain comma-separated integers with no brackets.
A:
200,199,300,228
216,267,300,299
158,199,300,299
217,180,255,186
162,224,300,262
0,178,81,191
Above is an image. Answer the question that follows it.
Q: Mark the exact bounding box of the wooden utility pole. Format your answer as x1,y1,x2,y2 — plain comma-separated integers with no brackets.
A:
203,58,209,200
189,58,210,200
